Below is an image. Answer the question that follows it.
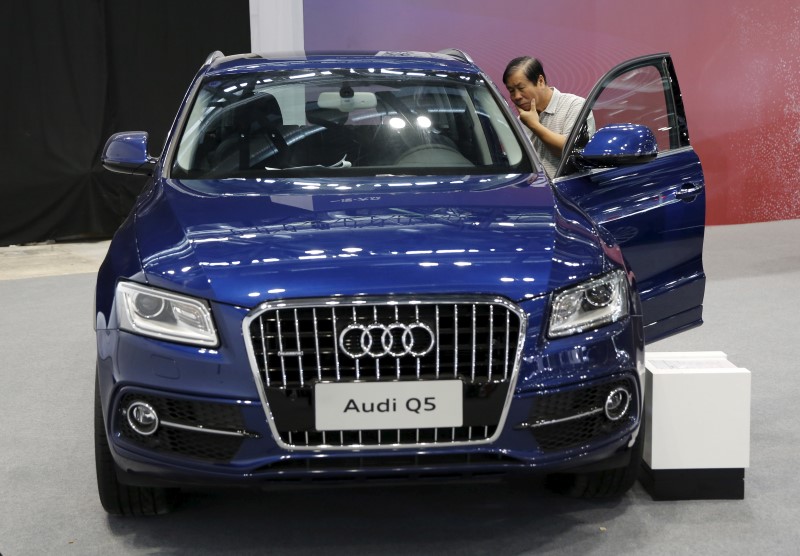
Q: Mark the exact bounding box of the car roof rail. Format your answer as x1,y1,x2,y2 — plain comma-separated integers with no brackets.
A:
437,48,474,64
204,50,225,67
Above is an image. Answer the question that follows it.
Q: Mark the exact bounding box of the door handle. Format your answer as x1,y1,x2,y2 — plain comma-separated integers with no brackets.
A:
675,182,704,202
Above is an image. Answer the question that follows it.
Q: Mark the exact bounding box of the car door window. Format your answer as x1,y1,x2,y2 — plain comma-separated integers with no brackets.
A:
560,59,685,178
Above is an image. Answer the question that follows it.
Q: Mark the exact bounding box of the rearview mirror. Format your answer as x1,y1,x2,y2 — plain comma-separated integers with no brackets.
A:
101,132,157,175
318,91,377,112
573,124,658,169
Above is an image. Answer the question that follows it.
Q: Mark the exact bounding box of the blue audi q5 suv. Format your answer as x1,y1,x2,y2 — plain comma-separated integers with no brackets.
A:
96,49,706,514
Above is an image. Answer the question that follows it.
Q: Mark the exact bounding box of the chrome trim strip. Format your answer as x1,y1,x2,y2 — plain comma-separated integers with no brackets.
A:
375,305,382,380
394,305,401,379
471,304,477,383
259,316,270,387
331,307,341,381
275,309,287,387
312,308,322,381
293,308,303,387
504,308,511,380
488,305,494,381
435,305,441,379
517,407,604,430
352,306,361,380
241,295,528,452
159,419,260,439
453,304,459,376
415,305,421,379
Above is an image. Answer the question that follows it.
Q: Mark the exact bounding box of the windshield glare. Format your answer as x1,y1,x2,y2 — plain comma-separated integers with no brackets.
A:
171,69,530,179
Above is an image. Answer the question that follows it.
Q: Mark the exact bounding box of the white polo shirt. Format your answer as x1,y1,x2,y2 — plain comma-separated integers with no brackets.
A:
524,87,589,177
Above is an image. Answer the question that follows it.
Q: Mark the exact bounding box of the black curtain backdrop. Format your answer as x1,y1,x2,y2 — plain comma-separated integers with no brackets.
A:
0,0,251,246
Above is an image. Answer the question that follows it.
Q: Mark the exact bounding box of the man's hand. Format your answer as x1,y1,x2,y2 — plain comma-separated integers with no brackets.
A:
517,97,541,131
516,96,568,155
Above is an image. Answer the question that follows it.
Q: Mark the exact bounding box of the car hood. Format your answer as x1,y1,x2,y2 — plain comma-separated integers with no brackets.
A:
133,174,608,307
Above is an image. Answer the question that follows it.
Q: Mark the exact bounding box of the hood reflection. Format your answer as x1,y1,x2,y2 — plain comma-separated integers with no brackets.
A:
136,174,606,306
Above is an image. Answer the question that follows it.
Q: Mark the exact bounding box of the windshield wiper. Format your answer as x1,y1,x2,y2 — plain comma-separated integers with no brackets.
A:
266,155,352,171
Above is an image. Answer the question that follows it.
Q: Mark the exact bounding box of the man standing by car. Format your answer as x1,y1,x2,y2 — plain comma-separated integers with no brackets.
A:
504,56,593,177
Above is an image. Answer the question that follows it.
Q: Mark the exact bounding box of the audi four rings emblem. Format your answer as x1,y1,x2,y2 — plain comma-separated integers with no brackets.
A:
338,321,436,359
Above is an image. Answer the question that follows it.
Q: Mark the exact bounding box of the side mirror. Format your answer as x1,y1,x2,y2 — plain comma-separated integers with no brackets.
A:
573,124,658,169
101,132,157,175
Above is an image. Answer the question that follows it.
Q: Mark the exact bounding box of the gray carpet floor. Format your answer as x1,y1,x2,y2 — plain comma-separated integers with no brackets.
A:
1,219,798,555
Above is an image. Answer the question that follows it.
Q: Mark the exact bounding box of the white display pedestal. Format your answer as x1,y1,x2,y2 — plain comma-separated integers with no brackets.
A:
640,351,750,500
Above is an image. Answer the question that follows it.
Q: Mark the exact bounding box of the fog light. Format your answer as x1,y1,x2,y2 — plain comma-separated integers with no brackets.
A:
126,401,159,436
604,387,631,421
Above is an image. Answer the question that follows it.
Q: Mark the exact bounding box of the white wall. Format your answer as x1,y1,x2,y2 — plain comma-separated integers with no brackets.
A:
249,0,304,53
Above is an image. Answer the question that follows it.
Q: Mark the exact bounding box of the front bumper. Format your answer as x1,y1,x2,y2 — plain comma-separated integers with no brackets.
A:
97,297,643,488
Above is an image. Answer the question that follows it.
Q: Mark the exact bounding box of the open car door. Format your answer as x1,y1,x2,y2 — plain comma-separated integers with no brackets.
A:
552,53,706,343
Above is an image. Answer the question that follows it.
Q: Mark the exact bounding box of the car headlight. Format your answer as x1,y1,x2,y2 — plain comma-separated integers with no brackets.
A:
547,270,629,338
115,281,218,347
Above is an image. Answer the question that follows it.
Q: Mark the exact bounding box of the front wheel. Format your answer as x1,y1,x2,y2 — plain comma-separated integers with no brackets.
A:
545,416,645,499
94,373,180,515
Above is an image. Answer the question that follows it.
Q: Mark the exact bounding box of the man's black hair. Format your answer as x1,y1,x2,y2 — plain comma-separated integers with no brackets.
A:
503,56,547,85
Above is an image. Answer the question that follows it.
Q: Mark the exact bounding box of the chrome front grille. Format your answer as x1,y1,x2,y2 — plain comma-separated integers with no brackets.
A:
244,296,525,449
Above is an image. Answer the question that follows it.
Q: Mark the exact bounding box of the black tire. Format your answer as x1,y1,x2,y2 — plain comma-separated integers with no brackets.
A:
94,373,180,515
546,416,645,499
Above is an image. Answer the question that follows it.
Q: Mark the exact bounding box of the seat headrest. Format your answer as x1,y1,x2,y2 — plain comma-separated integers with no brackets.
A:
234,92,284,132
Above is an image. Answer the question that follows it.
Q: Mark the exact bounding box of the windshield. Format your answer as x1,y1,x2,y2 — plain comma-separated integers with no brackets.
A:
171,68,531,179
